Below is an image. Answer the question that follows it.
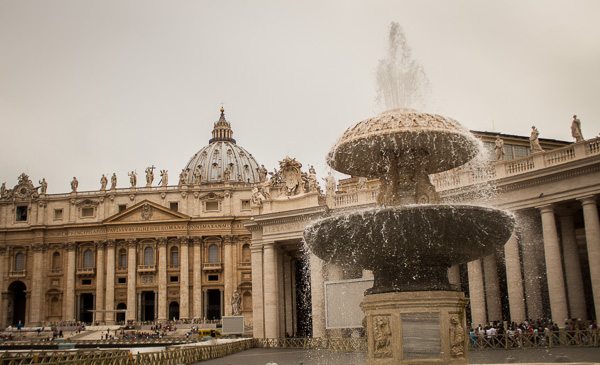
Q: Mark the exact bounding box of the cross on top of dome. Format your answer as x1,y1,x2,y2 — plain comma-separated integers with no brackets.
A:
209,106,236,144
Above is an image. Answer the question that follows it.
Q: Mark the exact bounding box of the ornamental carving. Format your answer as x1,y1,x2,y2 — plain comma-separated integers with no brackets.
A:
75,198,100,207
279,157,303,196
141,204,153,220
450,314,465,358
2,173,39,201
373,315,392,358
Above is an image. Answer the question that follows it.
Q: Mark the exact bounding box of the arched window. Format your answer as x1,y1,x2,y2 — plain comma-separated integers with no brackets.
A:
14,252,25,271
52,252,61,271
144,246,154,266
170,246,179,268
83,249,94,268
241,244,251,262
118,248,127,269
208,244,219,263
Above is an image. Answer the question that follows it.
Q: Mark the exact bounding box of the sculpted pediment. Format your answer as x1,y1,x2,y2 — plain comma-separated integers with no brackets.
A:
104,200,190,223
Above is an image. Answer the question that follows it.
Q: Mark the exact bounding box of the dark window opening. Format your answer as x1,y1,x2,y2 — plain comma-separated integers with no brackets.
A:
169,202,179,211
16,206,28,222
170,275,179,283
82,279,92,285
207,274,219,281
118,204,127,213
117,277,127,284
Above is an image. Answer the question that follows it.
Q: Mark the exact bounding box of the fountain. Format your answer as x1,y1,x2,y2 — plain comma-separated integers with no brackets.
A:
304,108,515,364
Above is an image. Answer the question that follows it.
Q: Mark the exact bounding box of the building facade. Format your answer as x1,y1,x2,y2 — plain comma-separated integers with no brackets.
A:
2,109,600,338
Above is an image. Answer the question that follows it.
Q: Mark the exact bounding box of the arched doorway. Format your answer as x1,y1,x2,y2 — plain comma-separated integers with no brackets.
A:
7,281,27,326
169,301,180,320
116,303,126,324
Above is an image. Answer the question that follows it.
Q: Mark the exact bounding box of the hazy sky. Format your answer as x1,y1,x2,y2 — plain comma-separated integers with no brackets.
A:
1,0,599,193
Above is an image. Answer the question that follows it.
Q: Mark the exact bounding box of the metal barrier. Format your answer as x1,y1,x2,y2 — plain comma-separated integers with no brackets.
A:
469,330,600,351
254,337,367,352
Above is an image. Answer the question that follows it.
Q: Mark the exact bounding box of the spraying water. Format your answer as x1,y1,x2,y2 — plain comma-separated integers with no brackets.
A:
376,22,429,110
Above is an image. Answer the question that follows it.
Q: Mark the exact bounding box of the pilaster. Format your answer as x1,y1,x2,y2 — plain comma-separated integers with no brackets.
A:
95,240,105,323
104,240,115,324
179,236,190,319
157,237,167,321
126,238,137,321
192,236,203,318
64,242,76,321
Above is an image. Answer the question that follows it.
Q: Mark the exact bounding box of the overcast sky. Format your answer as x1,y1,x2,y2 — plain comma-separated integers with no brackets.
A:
1,0,599,193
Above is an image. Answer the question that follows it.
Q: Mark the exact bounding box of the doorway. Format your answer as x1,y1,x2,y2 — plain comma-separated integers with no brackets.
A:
169,301,180,320
7,281,26,326
79,293,94,323
206,289,221,320
116,303,126,323
141,291,155,321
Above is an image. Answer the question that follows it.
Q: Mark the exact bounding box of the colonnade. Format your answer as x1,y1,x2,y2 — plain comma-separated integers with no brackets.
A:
467,196,600,327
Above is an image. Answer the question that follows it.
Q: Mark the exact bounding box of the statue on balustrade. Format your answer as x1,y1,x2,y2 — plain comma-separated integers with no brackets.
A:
494,135,505,161
110,173,117,190
159,170,169,187
145,166,155,187
128,171,137,187
529,126,544,153
39,178,48,194
100,174,108,191
71,177,78,192
571,115,584,142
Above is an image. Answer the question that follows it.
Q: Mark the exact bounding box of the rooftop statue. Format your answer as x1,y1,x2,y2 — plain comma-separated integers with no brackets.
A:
530,126,544,153
145,166,155,187
110,173,117,190
257,164,268,182
39,178,48,194
71,177,78,193
159,170,168,187
178,169,188,186
571,114,584,142
100,174,108,191
494,135,505,161
128,171,137,187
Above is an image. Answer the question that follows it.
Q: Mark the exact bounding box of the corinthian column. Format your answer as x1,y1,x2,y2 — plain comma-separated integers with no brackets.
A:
504,233,526,323
29,244,46,325
518,211,544,320
483,253,502,322
251,243,264,337
126,239,137,321
192,237,203,318
539,205,568,326
580,196,600,320
223,236,234,316
179,237,190,319
95,241,105,323
157,238,167,321
64,243,76,321
309,253,326,337
559,213,587,319
263,242,280,338
105,240,115,324
468,259,486,327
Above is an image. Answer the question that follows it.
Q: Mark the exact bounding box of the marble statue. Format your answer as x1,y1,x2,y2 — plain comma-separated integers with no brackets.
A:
268,168,281,185
571,115,584,142
529,126,544,153
231,290,241,316
128,171,137,187
39,178,47,194
357,176,368,190
308,165,318,192
145,166,155,187
251,186,266,206
70,177,78,192
324,172,336,196
159,170,168,187
257,164,268,182
0,182,5,197
193,165,202,184
450,315,465,357
110,173,117,190
100,174,108,191
178,169,188,186
494,135,505,161
223,166,231,181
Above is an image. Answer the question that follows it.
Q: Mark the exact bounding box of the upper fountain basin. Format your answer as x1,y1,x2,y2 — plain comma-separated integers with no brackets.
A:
326,109,480,178
304,204,514,270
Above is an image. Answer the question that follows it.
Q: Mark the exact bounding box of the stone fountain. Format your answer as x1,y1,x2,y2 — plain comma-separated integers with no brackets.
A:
304,109,515,364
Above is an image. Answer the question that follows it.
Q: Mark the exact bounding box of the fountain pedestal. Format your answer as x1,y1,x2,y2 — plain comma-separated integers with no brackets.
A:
361,291,468,365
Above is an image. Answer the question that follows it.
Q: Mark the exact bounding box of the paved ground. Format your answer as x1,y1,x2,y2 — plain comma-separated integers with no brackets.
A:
195,347,600,365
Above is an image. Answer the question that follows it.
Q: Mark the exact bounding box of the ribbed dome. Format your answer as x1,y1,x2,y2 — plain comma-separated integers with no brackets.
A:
183,107,261,184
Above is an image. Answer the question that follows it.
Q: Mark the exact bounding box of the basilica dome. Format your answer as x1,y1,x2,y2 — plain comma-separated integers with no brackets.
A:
182,107,261,184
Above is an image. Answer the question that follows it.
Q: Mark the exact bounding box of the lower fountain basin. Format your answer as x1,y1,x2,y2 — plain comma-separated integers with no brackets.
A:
304,204,514,293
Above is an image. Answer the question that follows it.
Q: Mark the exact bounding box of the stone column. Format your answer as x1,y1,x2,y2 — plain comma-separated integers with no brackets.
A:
126,239,137,321
277,250,285,336
518,211,544,320
467,259,486,327
29,245,46,325
95,241,105,323
559,213,587,319
223,236,233,316
104,240,115,324
539,205,568,325
0,248,6,328
483,253,502,322
327,264,343,337
64,243,76,321
448,264,461,289
251,243,264,338
157,238,167,321
504,233,526,323
263,242,280,338
580,196,600,320
179,237,190,319
192,237,203,319
309,253,326,337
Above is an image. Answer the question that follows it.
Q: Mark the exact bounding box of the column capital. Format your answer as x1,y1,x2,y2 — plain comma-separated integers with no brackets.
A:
578,195,598,206
126,238,137,247
537,204,555,214
178,236,190,245
31,243,48,252
222,235,234,245
263,241,276,250
157,237,168,247
95,240,106,249
105,239,116,248
66,242,77,251
191,236,203,246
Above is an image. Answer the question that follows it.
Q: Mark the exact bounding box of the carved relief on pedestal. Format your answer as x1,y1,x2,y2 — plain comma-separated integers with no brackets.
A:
449,314,465,358
372,315,392,358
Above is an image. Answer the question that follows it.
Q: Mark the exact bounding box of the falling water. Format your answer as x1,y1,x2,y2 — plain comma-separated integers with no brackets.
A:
376,22,429,110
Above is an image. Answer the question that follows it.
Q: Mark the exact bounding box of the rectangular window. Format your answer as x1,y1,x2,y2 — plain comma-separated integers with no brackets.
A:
54,209,63,220
205,201,219,211
513,145,529,159
16,206,28,222
241,200,251,211
170,275,179,283
81,207,94,217
117,277,127,284
169,202,179,212
81,279,92,285
207,274,219,281
118,204,127,213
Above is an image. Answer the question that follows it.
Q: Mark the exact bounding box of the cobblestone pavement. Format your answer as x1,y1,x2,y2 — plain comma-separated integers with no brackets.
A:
195,347,600,365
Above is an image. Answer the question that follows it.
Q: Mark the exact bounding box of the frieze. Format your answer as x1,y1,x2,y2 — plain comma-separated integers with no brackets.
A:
106,224,186,234
68,228,106,236
263,221,308,234
189,223,231,230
